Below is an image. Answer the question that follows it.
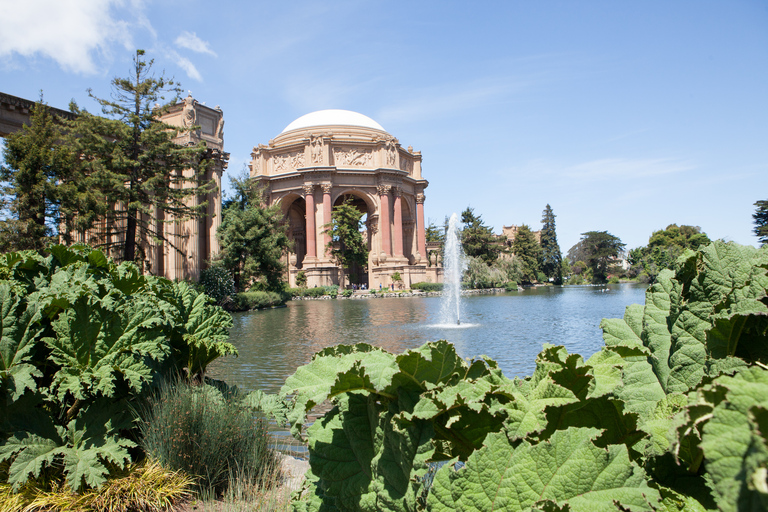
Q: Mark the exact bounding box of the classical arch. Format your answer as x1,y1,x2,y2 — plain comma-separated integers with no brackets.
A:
250,110,432,288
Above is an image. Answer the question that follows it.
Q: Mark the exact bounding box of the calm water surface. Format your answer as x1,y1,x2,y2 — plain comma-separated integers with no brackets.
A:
209,283,647,394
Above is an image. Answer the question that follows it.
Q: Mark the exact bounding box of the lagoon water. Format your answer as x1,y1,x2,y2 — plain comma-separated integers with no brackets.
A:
208,283,648,395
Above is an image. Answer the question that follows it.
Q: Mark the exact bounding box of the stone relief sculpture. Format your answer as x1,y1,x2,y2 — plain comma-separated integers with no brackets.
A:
334,147,372,167
216,116,224,139
400,156,413,174
386,138,397,167
273,150,305,172
310,135,324,165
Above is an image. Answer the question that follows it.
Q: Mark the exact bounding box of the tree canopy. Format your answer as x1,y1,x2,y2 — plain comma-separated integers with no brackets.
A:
0,99,83,250
460,207,503,264
570,231,625,282
628,224,711,282
217,173,290,292
324,196,368,285
754,200,768,245
540,204,562,284
510,224,541,284
68,49,215,266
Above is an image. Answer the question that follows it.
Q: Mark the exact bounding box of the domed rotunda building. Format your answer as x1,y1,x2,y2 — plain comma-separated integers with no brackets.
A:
250,110,433,288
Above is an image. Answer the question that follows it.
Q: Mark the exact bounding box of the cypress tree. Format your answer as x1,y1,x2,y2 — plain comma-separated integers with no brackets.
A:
540,204,563,284
511,224,542,284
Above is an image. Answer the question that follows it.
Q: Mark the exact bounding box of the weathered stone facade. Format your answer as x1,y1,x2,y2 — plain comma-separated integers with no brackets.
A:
251,110,436,288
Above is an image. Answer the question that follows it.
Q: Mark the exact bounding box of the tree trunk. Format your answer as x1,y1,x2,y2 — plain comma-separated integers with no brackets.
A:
124,208,137,263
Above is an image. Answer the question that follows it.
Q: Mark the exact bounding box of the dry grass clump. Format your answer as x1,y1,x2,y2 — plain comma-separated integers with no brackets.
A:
0,461,194,512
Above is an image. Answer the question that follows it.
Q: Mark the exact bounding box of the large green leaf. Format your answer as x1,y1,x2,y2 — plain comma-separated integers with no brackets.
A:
427,427,660,512
0,285,43,401
44,295,167,400
306,390,433,512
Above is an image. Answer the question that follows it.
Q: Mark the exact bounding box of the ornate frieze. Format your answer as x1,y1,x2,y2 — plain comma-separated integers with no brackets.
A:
415,193,425,204
274,150,305,173
334,146,373,167
310,135,324,165
399,156,413,174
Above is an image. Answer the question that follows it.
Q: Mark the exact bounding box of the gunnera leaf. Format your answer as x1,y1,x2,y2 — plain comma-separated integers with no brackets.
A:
427,427,660,512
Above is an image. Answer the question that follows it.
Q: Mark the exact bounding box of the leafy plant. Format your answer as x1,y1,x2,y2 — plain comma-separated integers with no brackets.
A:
0,244,236,492
282,241,768,511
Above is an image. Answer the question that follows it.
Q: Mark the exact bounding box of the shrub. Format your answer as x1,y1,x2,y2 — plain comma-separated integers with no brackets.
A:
230,290,286,310
411,282,443,292
341,289,353,298
608,275,620,284
295,270,307,287
140,382,278,497
503,281,518,291
199,265,235,306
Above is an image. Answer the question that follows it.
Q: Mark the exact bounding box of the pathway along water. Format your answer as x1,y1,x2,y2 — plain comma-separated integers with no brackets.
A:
208,283,648,395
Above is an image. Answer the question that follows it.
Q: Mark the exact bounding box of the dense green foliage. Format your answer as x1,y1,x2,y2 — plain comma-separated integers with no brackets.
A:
410,282,443,292
281,241,768,511
509,224,541,284
568,230,625,282
289,286,340,298
0,245,235,492
0,100,81,251
628,224,711,283
229,290,288,311
754,200,768,245
324,197,368,285
68,50,215,266
140,381,276,497
460,208,503,265
199,265,236,306
217,172,291,292
539,204,563,284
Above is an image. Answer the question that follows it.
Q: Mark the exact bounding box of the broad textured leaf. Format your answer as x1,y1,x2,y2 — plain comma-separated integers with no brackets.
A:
427,427,660,511
0,285,43,401
0,432,63,490
697,367,768,512
306,390,434,512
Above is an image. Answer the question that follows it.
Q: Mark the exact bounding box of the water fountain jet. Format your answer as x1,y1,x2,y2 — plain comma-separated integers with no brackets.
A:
438,213,465,326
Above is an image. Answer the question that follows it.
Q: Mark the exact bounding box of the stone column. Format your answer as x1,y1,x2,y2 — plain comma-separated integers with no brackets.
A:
321,184,332,259
303,184,317,259
392,187,404,260
416,193,426,262
378,185,391,259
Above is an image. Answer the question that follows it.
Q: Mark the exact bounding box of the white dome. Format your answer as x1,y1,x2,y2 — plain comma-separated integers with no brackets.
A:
281,109,386,133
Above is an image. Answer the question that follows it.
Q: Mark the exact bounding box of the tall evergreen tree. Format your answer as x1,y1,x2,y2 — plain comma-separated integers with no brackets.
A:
217,173,290,292
754,200,768,245
0,99,75,250
574,231,625,282
540,204,563,284
510,224,542,283
460,207,504,264
324,196,368,285
69,49,215,264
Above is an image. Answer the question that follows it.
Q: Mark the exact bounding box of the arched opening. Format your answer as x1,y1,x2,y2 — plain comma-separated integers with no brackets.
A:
332,191,373,286
282,195,307,270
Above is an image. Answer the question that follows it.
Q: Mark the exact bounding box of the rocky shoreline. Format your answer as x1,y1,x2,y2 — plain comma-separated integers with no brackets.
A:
290,287,514,300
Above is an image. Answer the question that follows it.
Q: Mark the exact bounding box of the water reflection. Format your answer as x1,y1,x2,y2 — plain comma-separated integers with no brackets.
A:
208,284,647,394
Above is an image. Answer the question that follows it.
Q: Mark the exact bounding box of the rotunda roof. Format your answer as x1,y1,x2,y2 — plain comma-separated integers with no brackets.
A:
281,109,386,134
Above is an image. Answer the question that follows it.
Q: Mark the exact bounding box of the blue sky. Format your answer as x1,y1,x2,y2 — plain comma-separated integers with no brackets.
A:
2,0,766,252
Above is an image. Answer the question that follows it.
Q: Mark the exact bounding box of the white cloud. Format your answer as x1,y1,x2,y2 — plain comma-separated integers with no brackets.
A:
0,0,138,74
175,55,202,82
174,31,216,57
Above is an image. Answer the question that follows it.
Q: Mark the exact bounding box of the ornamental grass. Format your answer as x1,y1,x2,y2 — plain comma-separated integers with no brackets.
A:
139,381,280,500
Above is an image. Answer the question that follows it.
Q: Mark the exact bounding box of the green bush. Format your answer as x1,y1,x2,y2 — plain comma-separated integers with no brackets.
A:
341,289,353,298
608,275,620,284
0,244,235,492
295,270,307,287
199,265,235,305
503,281,518,291
411,282,443,292
230,290,286,310
140,382,277,497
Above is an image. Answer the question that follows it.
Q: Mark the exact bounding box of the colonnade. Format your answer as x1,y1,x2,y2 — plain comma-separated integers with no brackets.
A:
299,183,426,264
